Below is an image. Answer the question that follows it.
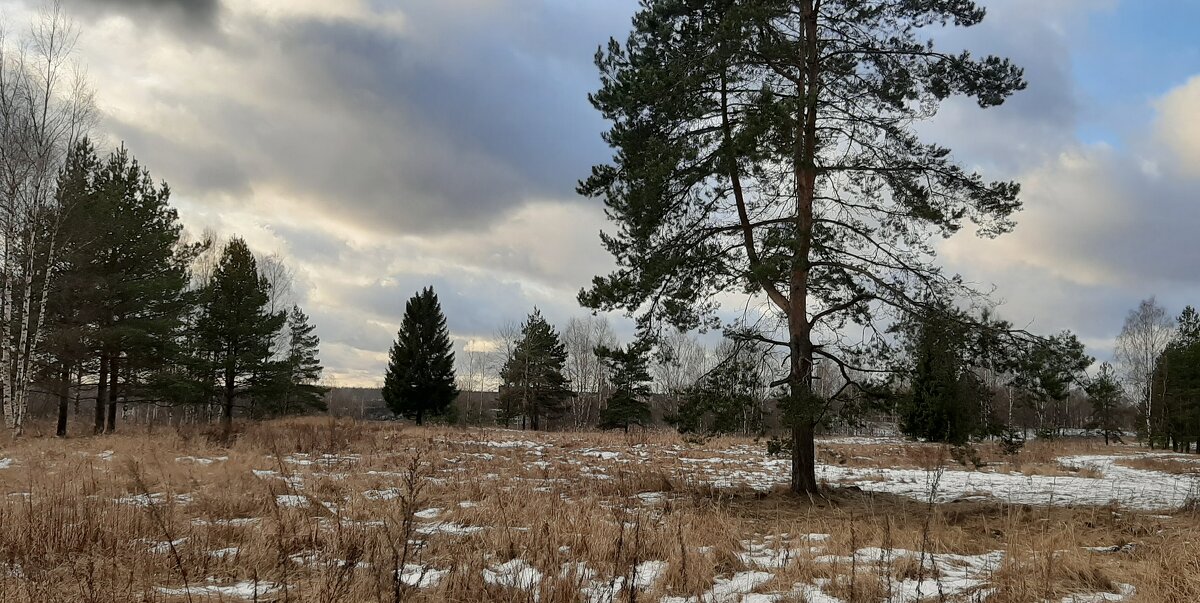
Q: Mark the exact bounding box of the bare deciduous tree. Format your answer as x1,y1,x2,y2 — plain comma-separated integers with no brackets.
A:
455,343,491,424
562,315,616,429
652,329,710,417
1114,296,1174,444
0,2,94,435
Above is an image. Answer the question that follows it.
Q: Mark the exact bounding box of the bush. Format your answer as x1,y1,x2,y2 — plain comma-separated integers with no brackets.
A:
766,435,792,457
999,428,1026,457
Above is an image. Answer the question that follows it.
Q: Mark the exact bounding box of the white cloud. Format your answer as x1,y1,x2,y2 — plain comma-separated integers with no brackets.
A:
1154,75,1200,176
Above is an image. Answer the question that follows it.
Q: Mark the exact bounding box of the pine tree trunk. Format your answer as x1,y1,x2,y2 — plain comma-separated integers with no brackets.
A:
56,363,70,437
105,354,119,433
221,366,235,440
95,353,109,435
791,421,818,494
784,0,822,496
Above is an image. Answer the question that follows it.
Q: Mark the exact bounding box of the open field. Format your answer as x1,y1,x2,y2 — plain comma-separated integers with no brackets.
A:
1,419,1199,602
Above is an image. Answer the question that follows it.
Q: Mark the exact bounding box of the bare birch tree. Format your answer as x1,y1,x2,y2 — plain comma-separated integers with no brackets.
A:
652,329,710,417
562,315,616,429
1114,296,1174,445
0,2,93,435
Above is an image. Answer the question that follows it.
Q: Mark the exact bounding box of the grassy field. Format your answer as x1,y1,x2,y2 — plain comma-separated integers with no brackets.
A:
0,418,1197,602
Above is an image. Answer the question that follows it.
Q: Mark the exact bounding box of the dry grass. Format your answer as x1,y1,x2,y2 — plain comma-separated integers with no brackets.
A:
0,418,1193,602
1116,455,1200,475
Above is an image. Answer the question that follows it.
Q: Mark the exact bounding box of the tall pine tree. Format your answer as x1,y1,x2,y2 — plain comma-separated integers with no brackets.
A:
499,309,573,430
580,0,1026,493
197,238,286,438
383,287,457,424
46,142,198,434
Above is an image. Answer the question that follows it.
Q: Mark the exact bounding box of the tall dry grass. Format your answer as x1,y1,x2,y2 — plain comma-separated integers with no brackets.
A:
0,417,1193,601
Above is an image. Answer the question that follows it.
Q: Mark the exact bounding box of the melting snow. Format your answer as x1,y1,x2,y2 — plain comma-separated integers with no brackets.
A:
156,581,278,599
275,494,308,508
192,517,260,527
398,564,448,588
416,522,484,536
414,507,442,520
208,547,240,559
1053,583,1136,602
114,493,191,507
483,558,543,591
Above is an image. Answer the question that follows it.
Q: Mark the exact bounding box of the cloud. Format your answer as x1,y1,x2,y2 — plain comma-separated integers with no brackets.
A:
1155,75,1200,176
940,77,1200,359
61,0,221,31
75,0,634,237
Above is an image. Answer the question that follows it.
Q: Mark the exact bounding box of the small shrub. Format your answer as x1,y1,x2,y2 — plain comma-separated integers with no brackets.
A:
766,435,792,457
999,428,1026,457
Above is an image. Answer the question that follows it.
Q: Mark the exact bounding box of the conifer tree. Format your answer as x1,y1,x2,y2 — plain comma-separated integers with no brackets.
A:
581,0,1026,493
42,139,101,437
896,306,992,445
383,287,458,424
276,305,328,415
498,309,573,430
597,343,653,432
197,238,286,438
1011,332,1092,435
47,142,198,434
1151,307,1200,451
1086,363,1125,445
671,343,768,437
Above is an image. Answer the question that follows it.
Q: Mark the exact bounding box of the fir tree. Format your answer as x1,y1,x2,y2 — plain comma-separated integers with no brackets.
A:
671,346,767,437
896,306,992,445
1086,363,1126,445
197,238,286,438
597,343,653,432
271,305,328,416
580,0,1026,493
498,309,573,430
383,287,458,424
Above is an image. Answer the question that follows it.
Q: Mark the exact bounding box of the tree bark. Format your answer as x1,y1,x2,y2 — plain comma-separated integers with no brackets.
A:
56,364,70,437
776,0,825,495
790,421,818,495
95,353,109,435
105,354,119,433
221,366,235,440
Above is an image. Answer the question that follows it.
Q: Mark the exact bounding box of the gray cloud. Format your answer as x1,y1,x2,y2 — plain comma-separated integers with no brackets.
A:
61,0,220,31
93,1,634,235
919,0,1090,178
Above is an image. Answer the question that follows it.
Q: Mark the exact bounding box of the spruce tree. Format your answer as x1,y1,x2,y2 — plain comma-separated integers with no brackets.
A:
1086,363,1125,446
498,309,573,430
277,305,329,415
597,344,653,432
383,287,458,424
197,238,286,438
896,306,990,445
580,0,1026,493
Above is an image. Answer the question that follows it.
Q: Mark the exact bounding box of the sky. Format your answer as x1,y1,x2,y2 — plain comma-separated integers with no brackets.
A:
1,0,1197,386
